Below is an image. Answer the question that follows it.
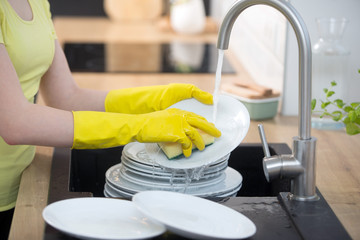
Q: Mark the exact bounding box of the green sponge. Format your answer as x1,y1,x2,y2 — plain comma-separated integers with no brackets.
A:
158,129,215,160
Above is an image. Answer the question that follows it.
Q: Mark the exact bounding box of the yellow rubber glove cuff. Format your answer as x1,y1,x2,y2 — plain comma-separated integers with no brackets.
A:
72,109,221,157
105,83,213,114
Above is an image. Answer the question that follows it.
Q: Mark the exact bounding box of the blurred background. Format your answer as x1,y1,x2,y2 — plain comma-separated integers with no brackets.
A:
48,0,360,116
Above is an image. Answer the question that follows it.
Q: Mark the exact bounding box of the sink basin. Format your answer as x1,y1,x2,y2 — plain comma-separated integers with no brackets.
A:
68,143,291,197
46,144,350,240
69,146,123,197
228,143,291,196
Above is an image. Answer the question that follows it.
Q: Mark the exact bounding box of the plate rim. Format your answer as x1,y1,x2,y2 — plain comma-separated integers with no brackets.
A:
133,191,257,240
121,155,229,179
146,94,250,170
42,197,166,240
106,166,243,197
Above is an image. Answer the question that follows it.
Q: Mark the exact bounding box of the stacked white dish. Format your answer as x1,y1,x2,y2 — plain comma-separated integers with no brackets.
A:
103,95,250,200
104,142,243,199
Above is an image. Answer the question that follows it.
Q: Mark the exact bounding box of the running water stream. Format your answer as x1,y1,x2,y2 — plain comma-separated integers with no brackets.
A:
177,50,225,189
139,50,226,193
212,50,224,124
174,49,225,190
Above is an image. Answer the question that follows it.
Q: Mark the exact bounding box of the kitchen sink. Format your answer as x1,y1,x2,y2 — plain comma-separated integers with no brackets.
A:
68,143,291,197
45,144,350,240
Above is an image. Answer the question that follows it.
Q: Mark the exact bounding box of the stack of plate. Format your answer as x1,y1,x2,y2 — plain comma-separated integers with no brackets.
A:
104,142,243,199
104,95,250,200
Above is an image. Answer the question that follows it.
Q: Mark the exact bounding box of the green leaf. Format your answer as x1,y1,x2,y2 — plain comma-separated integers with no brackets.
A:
345,122,360,135
333,116,342,121
334,99,345,108
355,106,360,116
326,91,335,98
314,78,360,135
311,99,316,110
331,111,343,121
349,110,357,122
321,101,331,109
350,102,360,108
355,117,360,125
344,106,353,112
332,110,342,115
320,112,331,118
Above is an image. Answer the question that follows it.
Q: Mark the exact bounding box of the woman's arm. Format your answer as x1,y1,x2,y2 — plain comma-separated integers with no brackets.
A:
0,40,221,153
0,39,114,147
0,42,74,147
39,40,108,111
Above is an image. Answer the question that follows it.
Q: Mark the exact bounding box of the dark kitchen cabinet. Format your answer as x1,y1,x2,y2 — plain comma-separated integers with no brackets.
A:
48,0,210,17
48,0,106,16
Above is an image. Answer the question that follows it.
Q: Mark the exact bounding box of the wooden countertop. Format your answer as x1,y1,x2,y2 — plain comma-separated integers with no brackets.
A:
9,17,360,239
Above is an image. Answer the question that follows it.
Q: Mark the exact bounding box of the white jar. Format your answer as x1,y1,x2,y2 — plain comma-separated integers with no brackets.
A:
170,0,206,34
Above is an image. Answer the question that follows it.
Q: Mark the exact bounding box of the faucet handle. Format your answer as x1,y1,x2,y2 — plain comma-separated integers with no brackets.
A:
258,124,271,158
258,123,304,183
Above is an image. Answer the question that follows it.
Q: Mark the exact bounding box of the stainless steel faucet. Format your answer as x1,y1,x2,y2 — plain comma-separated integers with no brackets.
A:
217,0,319,201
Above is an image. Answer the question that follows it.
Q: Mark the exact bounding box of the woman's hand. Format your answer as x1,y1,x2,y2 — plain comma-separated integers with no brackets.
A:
105,83,214,114
73,108,221,157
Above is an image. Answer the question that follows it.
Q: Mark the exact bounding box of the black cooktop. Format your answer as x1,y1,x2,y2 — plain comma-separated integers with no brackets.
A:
63,42,235,74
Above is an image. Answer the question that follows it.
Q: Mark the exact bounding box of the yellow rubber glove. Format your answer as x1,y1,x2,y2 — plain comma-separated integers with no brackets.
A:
72,109,221,157
105,83,213,114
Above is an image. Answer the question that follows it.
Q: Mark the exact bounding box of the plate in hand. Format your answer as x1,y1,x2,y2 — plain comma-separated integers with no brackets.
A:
146,94,250,169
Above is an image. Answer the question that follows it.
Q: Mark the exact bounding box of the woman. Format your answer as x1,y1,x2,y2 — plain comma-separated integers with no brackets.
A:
0,0,221,238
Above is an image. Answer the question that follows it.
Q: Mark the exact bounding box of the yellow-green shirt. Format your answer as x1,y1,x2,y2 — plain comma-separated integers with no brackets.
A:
0,0,56,211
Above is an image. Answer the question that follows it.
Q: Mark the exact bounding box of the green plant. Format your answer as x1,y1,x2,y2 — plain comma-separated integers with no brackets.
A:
311,81,360,135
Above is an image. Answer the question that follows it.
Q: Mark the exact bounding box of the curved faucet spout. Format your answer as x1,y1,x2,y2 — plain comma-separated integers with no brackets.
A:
218,0,318,200
217,0,312,140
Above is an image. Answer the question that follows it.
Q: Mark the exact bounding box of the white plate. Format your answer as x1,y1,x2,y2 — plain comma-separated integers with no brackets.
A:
124,142,229,169
105,182,242,200
123,143,156,167
107,162,228,189
121,157,228,181
215,185,242,198
122,151,230,175
145,94,250,170
122,155,229,177
132,191,256,240
42,198,166,240
119,164,226,189
105,183,133,199
106,167,242,198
